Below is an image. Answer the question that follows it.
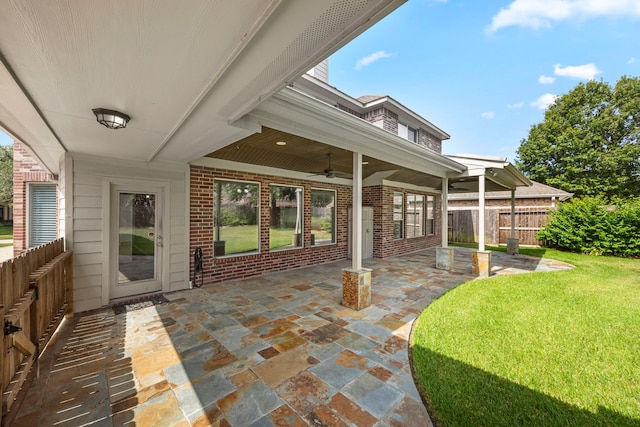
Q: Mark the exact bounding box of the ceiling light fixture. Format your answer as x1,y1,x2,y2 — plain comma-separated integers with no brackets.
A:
92,108,130,130
362,161,369,165
276,141,287,146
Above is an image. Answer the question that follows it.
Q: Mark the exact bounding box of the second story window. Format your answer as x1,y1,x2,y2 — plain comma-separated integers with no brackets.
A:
398,122,417,142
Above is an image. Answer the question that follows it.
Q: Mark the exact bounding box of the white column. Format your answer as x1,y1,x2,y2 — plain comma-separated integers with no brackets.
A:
441,177,448,248
352,152,363,271
510,189,516,239
478,174,486,252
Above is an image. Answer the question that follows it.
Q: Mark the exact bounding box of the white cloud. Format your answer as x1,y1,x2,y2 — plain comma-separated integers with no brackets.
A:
531,93,557,109
538,75,555,84
553,63,602,80
355,51,393,70
507,102,524,109
481,111,496,119
488,0,640,32
628,57,639,64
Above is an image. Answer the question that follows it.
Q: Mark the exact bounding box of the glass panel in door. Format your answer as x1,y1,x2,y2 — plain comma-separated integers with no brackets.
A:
118,192,156,283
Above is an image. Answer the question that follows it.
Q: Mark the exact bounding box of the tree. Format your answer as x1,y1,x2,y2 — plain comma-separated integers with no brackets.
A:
0,144,13,203
516,76,640,198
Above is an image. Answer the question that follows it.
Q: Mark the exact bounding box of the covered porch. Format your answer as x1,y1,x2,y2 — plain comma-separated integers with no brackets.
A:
12,247,572,426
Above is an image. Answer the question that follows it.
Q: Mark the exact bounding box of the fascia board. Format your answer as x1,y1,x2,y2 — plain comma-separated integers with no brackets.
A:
295,76,450,141
449,193,569,200
249,88,465,177
0,58,65,174
504,163,532,187
227,0,408,123
296,74,363,112
382,179,440,194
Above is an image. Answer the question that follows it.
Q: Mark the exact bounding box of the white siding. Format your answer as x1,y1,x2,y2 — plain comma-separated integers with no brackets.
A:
71,153,188,312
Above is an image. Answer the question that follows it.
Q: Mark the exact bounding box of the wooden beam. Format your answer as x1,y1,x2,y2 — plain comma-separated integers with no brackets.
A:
3,290,35,325
12,333,35,357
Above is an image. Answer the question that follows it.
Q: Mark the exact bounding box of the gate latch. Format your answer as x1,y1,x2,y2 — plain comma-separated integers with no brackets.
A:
4,320,22,336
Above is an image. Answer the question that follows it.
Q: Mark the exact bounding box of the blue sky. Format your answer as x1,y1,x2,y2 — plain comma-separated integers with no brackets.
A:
2,0,640,164
328,0,640,162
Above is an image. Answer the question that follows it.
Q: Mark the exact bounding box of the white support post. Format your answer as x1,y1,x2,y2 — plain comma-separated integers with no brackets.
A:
441,177,448,248
507,188,520,255
510,189,516,239
351,152,363,271
478,174,486,252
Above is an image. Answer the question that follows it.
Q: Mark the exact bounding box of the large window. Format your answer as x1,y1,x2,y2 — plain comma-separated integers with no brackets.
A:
270,185,303,250
406,193,425,238
426,195,435,235
393,192,404,239
311,189,335,245
214,180,259,256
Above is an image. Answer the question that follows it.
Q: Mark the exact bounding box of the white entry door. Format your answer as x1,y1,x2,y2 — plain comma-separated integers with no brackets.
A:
110,185,163,299
348,206,374,259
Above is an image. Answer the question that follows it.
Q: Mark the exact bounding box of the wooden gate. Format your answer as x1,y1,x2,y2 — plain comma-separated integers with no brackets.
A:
0,238,73,425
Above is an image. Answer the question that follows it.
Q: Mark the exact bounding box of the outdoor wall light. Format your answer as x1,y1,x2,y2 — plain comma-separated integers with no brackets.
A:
92,108,130,129
488,169,498,177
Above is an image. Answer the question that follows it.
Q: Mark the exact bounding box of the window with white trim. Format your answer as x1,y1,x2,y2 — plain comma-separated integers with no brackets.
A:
398,122,417,142
29,184,57,247
426,195,435,235
406,193,424,238
393,192,403,239
270,185,303,250
311,189,336,245
213,179,260,256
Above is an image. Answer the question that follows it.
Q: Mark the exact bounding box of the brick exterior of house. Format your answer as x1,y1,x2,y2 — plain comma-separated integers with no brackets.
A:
188,81,450,285
12,141,57,255
190,166,444,286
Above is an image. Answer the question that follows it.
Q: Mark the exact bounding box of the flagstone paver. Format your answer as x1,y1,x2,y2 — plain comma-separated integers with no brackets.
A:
13,247,573,426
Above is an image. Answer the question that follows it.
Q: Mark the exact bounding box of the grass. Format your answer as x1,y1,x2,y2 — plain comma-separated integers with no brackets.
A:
411,246,640,427
119,227,155,256
0,221,13,239
217,225,332,254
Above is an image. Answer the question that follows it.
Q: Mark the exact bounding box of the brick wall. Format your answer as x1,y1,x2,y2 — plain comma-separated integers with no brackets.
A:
190,166,444,285
359,106,442,154
12,141,55,255
362,185,441,259
417,129,442,154
190,166,352,285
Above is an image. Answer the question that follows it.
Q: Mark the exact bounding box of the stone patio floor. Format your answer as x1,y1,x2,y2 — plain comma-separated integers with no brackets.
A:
13,247,573,426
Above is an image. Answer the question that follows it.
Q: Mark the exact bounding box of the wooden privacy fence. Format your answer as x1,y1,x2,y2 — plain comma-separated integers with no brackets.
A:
0,238,72,424
448,207,551,246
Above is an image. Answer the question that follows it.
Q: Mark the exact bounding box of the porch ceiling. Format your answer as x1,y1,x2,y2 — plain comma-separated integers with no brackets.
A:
206,126,444,189
0,0,406,173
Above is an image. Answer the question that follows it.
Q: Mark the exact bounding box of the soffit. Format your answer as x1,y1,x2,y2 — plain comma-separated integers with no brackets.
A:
206,126,445,188
0,0,405,172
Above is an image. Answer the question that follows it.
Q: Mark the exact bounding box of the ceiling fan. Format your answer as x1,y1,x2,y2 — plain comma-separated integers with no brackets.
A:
309,153,349,178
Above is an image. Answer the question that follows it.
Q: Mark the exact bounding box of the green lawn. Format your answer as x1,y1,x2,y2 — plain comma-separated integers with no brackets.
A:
119,227,155,256
411,247,640,427
0,221,12,239
217,225,332,254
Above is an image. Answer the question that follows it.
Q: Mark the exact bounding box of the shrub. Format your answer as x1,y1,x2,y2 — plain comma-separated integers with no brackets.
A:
311,216,332,231
537,196,640,257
